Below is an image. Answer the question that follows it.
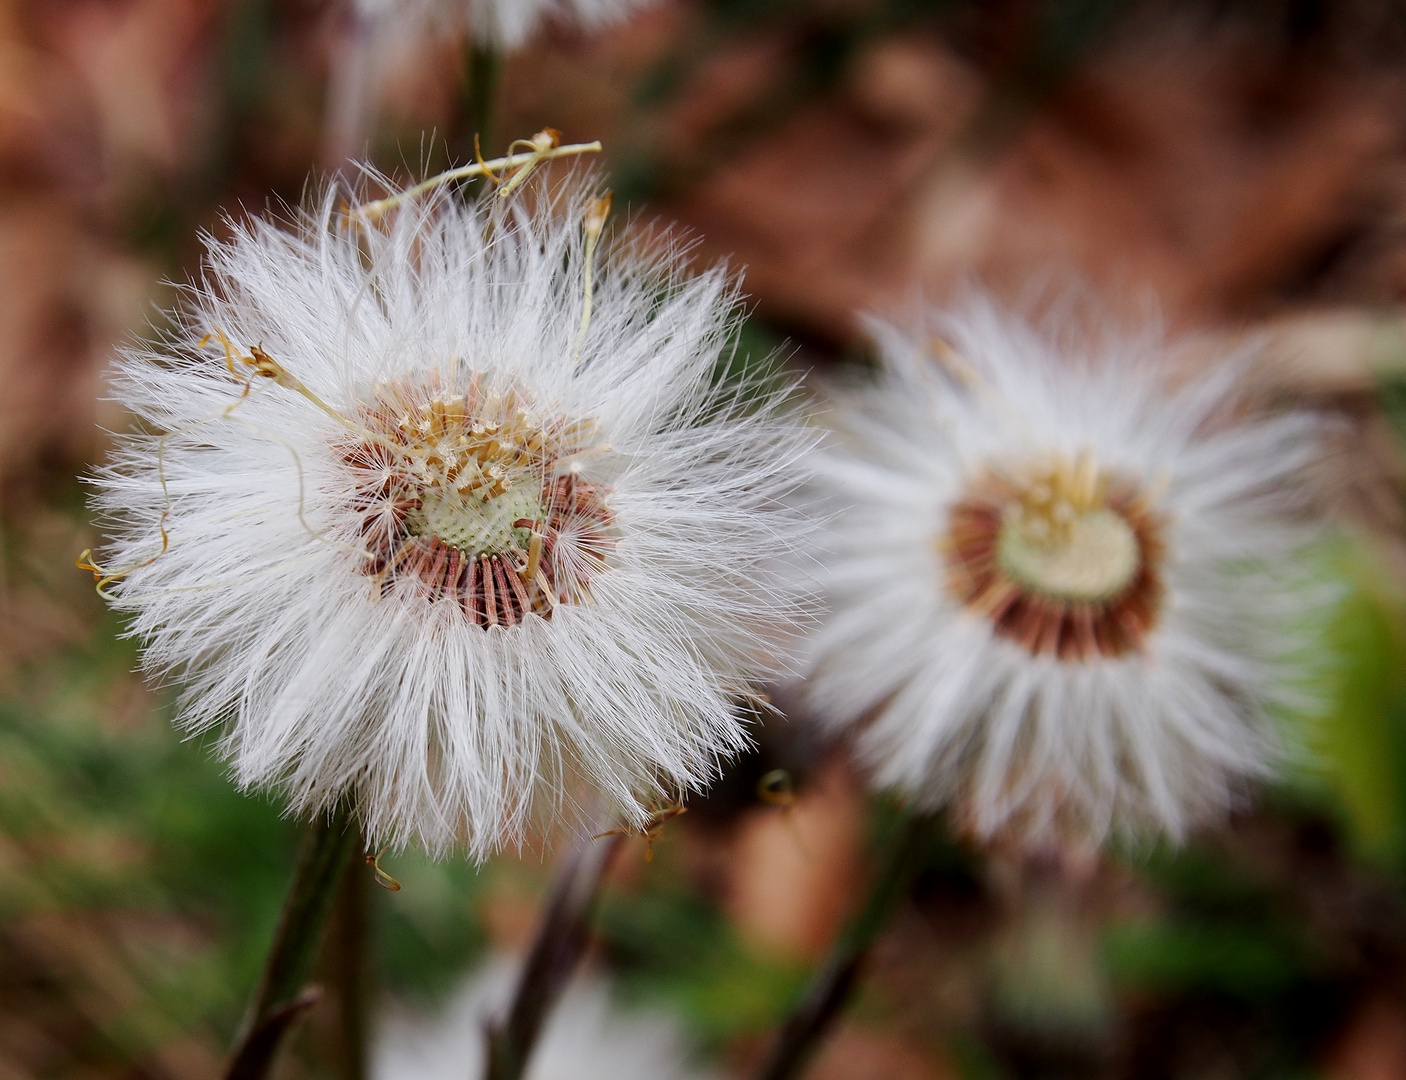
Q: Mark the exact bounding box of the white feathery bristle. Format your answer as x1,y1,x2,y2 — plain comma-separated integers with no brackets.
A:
798,294,1331,850
373,955,721,1080
92,178,812,858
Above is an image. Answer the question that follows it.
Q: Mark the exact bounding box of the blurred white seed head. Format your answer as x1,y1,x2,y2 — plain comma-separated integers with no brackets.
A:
91,179,811,858
469,0,658,48
799,296,1329,850
355,0,658,49
374,956,721,1080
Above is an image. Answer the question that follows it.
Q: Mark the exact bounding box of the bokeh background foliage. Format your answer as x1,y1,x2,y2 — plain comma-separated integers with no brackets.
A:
9,0,1406,1077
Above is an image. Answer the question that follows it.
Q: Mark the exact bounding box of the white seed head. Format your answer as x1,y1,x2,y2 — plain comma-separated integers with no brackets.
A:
356,0,658,49
91,180,812,858
470,0,658,47
799,296,1329,850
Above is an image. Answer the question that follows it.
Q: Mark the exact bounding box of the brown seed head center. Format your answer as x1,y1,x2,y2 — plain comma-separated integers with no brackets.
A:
337,371,615,628
944,453,1163,660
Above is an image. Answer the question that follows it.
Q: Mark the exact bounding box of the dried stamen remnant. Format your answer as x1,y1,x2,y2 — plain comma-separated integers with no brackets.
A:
944,453,1164,660
339,373,615,626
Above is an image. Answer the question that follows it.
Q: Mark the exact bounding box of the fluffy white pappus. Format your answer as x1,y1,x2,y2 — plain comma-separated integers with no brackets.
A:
374,956,722,1080
354,0,658,49
92,182,812,858
799,296,1329,849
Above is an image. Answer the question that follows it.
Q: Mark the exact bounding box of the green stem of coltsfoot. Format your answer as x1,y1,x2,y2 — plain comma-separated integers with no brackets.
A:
754,809,931,1080
223,802,362,1080
484,830,626,1080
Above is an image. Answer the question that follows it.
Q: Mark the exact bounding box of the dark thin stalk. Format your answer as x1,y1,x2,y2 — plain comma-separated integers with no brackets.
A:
224,803,362,1080
461,41,501,171
754,812,929,1080
484,831,625,1080
330,855,370,1080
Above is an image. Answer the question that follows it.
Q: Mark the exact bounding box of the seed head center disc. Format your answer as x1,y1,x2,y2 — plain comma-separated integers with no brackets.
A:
339,374,617,629
943,454,1165,660
415,486,543,557
998,507,1140,603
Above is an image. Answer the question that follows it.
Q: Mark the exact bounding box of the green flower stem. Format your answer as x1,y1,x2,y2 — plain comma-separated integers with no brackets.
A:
224,803,362,1080
464,41,502,166
330,859,370,1080
485,831,626,1080
754,811,930,1080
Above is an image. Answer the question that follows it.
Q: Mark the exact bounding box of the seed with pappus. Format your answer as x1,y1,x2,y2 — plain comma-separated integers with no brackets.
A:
88,181,812,858
798,297,1329,850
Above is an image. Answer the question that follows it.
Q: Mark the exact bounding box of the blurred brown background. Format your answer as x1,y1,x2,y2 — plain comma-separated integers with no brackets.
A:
9,2,1406,1079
